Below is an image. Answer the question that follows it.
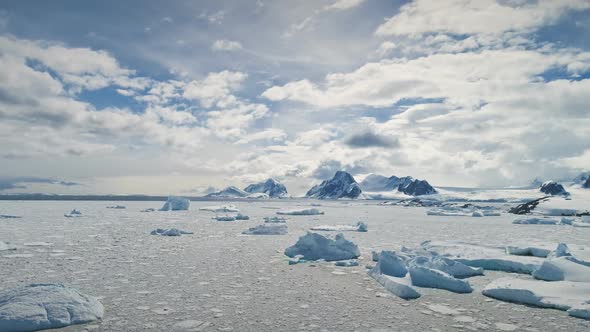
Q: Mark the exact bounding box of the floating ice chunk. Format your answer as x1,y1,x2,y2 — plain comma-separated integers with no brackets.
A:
505,246,551,258
242,224,287,235
263,216,287,223
533,256,590,282
335,260,359,267
512,217,559,225
23,242,53,247
0,215,21,219
0,241,16,251
550,243,571,258
0,283,103,332
421,241,543,274
214,216,236,221
427,204,501,217
64,209,81,218
106,205,126,209
199,205,239,213
140,208,156,212
277,208,324,216
368,267,421,300
412,256,483,279
482,277,590,320
284,232,359,261
310,222,367,232
408,264,473,293
150,228,193,236
376,251,408,277
234,213,249,220
160,196,190,211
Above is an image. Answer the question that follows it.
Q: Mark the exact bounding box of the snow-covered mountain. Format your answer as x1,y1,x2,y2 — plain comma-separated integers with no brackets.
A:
305,171,362,199
205,186,249,198
360,174,437,196
573,172,590,185
243,179,288,198
539,181,569,196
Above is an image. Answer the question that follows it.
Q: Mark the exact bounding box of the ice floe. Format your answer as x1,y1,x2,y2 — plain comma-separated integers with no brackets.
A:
64,209,82,218
0,241,16,251
0,215,21,219
213,213,249,221
276,208,324,216
263,216,287,223
199,205,239,213
426,204,501,217
160,196,190,211
106,205,126,209
310,221,367,232
512,217,560,225
284,232,359,261
483,277,590,320
242,224,288,235
150,228,193,236
0,283,103,332
334,260,359,267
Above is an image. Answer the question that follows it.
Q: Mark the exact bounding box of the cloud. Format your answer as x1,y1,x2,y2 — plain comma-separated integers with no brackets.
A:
324,0,366,11
183,70,247,108
0,176,81,191
375,0,590,36
211,39,243,51
344,131,399,148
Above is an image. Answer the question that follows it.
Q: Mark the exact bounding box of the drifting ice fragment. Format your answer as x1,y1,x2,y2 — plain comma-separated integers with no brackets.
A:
160,196,190,211
284,232,359,261
310,222,367,232
150,228,193,236
277,208,324,216
264,216,287,223
242,224,287,235
199,205,240,213
64,209,82,218
0,241,16,251
0,283,104,332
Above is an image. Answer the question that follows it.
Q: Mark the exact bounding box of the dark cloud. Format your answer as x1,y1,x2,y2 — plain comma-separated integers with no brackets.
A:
344,131,399,148
0,177,81,191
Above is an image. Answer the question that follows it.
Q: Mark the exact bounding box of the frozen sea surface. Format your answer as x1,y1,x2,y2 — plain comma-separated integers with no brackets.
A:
0,200,589,331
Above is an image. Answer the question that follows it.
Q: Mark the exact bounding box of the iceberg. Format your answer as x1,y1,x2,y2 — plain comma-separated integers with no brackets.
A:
0,284,104,332
310,221,367,232
532,256,590,282
160,196,190,211
482,277,590,320
214,216,236,221
0,241,16,251
284,232,360,261
64,209,82,218
106,205,126,209
276,208,324,216
263,216,287,223
150,228,193,236
242,224,288,235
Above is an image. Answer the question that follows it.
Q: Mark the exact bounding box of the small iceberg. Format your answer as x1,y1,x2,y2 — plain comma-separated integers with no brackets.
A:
276,208,324,216
0,241,17,251
140,208,156,212
0,283,104,332
335,260,359,267
106,205,126,209
150,228,193,236
242,224,288,235
160,196,190,211
64,209,82,218
213,214,249,221
284,232,359,261
264,216,287,223
199,205,240,213
310,222,367,232
426,204,501,217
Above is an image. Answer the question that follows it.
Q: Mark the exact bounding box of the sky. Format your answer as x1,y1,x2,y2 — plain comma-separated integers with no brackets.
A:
1,0,590,196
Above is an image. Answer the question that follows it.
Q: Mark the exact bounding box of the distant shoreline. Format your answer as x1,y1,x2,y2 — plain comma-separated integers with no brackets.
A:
0,194,269,202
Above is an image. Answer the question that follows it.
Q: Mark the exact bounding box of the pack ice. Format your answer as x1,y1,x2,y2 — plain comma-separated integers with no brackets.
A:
160,196,190,211
284,232,360,261
199,205,239,213
426,204,501,217
0,284,103,332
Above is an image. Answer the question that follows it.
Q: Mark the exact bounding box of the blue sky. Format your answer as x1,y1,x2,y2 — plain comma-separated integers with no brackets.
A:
1,0,590,195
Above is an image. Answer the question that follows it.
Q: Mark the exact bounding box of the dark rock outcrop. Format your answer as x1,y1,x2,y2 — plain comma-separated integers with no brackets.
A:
244,179,288,198
539,181,569,196
306,171,362,199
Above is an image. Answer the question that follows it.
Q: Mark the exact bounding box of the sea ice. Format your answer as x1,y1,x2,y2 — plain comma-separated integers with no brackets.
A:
532,256,590,282
64,209,82,218
242,224,288,235
368,254,420,299
310,221,367,232
160,196,190,211
426,204,501,217
214,216,236,221
199,205,240,213
150,228,193,236
512,217,559,225
482,277,590,320
106,205,126,209
408,263,473,293
276,208,324,216
0,283,104,332
0,215,21,219
263,216,287,223
411,256,484,279
284,232,360,261
335,260,359,267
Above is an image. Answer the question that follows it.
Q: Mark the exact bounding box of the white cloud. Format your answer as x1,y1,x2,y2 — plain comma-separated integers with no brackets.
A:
324,0,366,11
211,39,243,51
375,0,590,36
183,71,247,108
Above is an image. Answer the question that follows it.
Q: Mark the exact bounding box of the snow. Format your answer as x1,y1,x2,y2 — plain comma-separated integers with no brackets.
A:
150,228,193,236
532,256,590,282
276,208,324,216
483,277,590,320
242,224,288,235
0,283,103,332
310,221,367,232
160,196,190,211
512,217,559,225
305,171,362,199
199,205,239,213
0,241,16,251
284,232,360,261
205,186,249,198
408,264,473,293
243,179,288,198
